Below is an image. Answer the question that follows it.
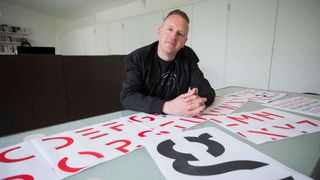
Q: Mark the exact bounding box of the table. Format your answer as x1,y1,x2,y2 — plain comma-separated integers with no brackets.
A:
1,86,319,179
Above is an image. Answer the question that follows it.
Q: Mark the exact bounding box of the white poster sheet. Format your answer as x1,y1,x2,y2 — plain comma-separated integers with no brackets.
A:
227,89,287,103
208,108,320,144
32,118,142,179
120,113,206,133
0,141,59,180
263,96,320,118
143,127,311,180
8,112,204,179
199,96,248,118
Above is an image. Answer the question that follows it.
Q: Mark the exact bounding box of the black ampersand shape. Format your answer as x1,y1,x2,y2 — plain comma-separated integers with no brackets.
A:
157,133,268,176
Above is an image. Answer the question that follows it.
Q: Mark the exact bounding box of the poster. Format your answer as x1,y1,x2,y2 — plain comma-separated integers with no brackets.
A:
0,141,59,180
121,113,206,133
263,96,320,118
32,117,149,179
199,96,248,117
227,89,287,103
3,112,204,179
143,127,311,180
208,108,320,144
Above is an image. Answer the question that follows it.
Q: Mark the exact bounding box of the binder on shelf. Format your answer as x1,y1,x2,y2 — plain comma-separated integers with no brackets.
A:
0,24,30,55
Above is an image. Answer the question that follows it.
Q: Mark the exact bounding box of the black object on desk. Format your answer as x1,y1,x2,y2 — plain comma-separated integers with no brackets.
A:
17,46,55,55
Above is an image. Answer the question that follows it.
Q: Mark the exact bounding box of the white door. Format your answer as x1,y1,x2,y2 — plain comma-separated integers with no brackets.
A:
94,24,108,55
108,20,124,55
192,0,229,89
123,16,142,54
83,25,95,55
141,11,163,46
269,0,320,94
225,0,278,89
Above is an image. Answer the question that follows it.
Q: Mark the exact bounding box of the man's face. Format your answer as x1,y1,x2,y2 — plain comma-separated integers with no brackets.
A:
157,14,189,60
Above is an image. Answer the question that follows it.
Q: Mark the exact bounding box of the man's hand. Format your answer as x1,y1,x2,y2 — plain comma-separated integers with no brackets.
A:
162,88,207,117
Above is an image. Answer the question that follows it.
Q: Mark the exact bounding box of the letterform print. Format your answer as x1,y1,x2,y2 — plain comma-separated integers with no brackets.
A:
32,118,144,179
0,141,59,180
227,89,287,103
121,113,205,134
143,127,311,180
208,108,320,144
199,97,248,118
263,96,320,118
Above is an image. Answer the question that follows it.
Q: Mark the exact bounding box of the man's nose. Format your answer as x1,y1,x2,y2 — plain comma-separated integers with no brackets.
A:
169,32,178,41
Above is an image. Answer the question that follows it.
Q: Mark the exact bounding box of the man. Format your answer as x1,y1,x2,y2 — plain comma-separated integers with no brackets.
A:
121,9,215,117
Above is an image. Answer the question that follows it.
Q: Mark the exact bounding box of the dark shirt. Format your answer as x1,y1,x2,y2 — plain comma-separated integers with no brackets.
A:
154,54,178,100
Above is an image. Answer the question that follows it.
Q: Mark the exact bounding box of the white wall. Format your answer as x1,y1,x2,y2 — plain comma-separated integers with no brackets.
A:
70,0,207,29
0,1,68,53
1,0,319,94
269,0,320,94
57,0,206,56
225,0,278,89
192,0,228,89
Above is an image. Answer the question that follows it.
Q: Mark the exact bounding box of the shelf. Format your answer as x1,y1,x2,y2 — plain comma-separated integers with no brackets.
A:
0,52,15,55
0,25,29,55
0,31,29,36
0,24,28,35
0,41,20,45
0,46,16,55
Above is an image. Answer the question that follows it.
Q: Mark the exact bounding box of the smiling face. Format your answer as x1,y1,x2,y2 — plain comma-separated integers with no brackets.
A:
157,14,189,61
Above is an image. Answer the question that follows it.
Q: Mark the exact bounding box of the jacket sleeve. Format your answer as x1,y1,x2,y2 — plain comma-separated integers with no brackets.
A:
188,49,216,106
120,53,165,113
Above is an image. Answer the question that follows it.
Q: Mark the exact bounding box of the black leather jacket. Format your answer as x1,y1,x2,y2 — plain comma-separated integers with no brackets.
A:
120,41,215,113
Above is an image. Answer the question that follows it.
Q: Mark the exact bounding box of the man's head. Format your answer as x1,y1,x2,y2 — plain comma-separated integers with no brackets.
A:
157,9,189,61
164,9,190,24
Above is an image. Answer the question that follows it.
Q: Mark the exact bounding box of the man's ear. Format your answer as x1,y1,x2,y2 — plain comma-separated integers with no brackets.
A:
157,26,163,39
184,37,188,45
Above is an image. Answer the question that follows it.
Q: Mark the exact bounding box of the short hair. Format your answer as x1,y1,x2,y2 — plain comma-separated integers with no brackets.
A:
164,9,190,24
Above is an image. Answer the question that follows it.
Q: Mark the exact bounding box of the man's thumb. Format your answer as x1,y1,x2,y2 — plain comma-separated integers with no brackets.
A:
191,87,198,95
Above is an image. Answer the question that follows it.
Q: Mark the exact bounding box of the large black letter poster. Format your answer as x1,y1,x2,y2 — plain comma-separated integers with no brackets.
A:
143,127,311,180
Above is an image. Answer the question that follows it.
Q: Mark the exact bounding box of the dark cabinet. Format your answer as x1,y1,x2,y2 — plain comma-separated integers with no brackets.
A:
63,55,124,121
0,55,125,136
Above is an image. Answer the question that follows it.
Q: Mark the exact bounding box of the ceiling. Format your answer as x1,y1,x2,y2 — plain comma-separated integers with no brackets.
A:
0,0,139,21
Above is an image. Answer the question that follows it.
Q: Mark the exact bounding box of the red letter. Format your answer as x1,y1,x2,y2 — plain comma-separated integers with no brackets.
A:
0,146,35,163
